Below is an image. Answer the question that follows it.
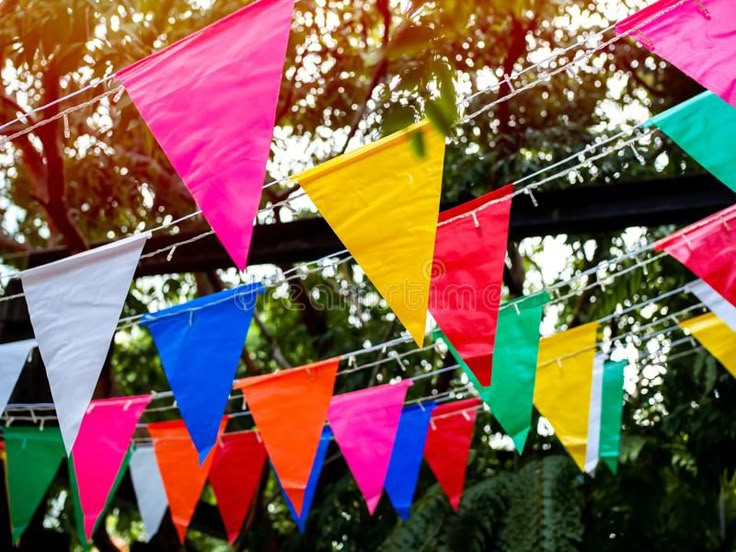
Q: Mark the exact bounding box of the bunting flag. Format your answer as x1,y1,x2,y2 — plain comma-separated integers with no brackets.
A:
4,426,66,543
148,419,224,543
20,233,150,453
0,339,35,414
116,0,295,270
430,185,513,385
235,358,339,516
328,381,411,514
599,360,627,474
655,204,736,307
534,322,599,471
209,431,267,544
584,354,606,473
129,445,168,542
646,92,736,193
424,398,480,511
487,292,549,452
616,0,736,107
680,313,736,378
295,120,445,346
141,283,262,463
70,396,151,541
686,279,736,332
277,427,333,533
384,403,436,520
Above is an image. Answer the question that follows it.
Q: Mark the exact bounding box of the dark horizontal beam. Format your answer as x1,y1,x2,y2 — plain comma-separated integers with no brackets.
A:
18,173,733,276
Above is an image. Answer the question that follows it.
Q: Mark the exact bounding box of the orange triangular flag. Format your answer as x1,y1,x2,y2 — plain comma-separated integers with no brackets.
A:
234,358,339,516
148,419,225,543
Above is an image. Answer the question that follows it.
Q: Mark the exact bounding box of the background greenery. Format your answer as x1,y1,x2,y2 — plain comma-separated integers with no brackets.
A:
1,0,735,550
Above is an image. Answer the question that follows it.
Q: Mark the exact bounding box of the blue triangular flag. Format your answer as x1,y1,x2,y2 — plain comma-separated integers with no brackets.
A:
141,283,262,463
384,402,436,520
277,427,332,533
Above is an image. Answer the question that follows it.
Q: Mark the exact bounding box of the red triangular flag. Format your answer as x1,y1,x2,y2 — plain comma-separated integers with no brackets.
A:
430,186,513,385
327,381,411,514
148,420,225,543
424,398,480,511
116,0,295,270
655,204,736,306
209,431,267,544
234,358,339,516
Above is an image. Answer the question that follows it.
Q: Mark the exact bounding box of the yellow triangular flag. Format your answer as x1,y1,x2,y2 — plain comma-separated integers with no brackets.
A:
680,313,736,378
534,322,599,471
295,120,445,345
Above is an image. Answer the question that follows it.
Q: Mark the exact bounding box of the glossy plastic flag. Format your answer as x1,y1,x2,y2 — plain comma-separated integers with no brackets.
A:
4,426,65,543
129,445,168,542
430,185,513,385
141,283,262,463
534,322,599,471
599,360,627,474
209,431,267,544
680,313,736,378
617,0,736,107
328,381,411,514
646,92,736,193
384,403,436,520
424,398,480,511
584,354,606,474
148,419,224,543
488,291,549,452
276,427,332,533
296,121,445,346
116,0,295,269
71,396,151,540
235,358,339,515
20,233,149,453
686,279,736,332
655,204,736,307
0,338,35,414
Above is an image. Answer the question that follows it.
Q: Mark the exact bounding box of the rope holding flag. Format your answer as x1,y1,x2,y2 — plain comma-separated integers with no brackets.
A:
295,120,446,346
116,0,296,270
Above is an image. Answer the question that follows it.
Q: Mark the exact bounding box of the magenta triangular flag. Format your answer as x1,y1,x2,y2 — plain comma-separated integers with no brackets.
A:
327,381,411,514
116,0,295,269
71,395,151,540
616,0,736,107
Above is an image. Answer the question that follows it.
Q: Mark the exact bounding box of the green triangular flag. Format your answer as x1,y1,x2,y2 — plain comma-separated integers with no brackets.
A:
646,91,736,194
4,426,66,543
68,448,133,548
488,291,549,453
432,328,486,393
598,360,626,474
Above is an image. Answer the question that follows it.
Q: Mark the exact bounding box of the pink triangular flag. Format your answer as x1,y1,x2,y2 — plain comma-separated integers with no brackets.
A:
616,0,736,107
116,0,295,269
71,395,152,540
327,381,411,514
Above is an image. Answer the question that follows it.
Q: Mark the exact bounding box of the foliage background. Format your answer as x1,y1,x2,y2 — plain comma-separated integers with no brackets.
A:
1,0,735,550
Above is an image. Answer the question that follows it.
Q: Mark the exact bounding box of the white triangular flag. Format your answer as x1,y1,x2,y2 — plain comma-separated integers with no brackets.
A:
0,338,36,414
584,353,606,474
686,279,736,332
21,233,149,453
130,444,168,542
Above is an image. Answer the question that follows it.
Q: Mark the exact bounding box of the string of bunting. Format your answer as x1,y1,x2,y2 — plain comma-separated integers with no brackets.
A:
2,0,736,545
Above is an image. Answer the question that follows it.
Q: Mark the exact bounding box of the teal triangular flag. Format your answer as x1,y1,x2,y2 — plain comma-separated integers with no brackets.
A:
646,92,736,193
4,426,66,543
487,292,549,453
599,360,626,474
